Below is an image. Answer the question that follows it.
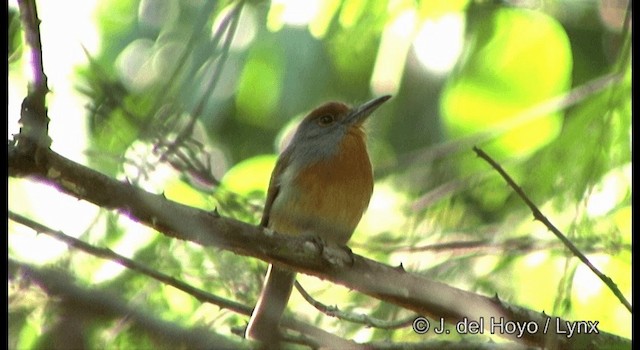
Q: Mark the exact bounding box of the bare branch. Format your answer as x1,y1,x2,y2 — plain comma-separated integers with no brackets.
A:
9,259,243,349
9,211,251,314
8,144,629,349
378,73,624,178
8,210,360,349
294,281,417,330
473,146,631,313
156,2,244,183
395,237,630,255
16,0,51,147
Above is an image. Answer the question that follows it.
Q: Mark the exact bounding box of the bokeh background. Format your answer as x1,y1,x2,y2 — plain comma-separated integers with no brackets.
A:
9,0,631,347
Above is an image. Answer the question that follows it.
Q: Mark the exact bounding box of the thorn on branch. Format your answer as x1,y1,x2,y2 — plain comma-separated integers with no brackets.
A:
472,146,632,313
294,281,418,330
492,293,501,304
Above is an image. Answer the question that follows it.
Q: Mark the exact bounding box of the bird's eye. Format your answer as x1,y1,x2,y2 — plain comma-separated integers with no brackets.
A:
317,114,335,126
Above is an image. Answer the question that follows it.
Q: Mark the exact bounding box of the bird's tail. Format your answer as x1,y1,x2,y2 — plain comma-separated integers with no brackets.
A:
245,264,296,344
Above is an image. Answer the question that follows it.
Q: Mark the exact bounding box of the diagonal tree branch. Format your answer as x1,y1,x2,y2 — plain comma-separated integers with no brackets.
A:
473,146,632,313
11,1,629,349
294,281,417,330
9,259,243,349
8,211,362,349
16,0,51,148
9,211,251,314
8,144,630,349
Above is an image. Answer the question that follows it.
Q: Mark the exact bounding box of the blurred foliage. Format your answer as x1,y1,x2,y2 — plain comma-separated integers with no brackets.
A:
9,0,631,348
8,8,23,64
442,5,572,159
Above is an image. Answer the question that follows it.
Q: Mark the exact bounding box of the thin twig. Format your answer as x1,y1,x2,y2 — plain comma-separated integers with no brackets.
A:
377,73,623,178
159,1,244,165
473,146,631,312
9,145,630,348
150,0,220,116
9,259,240,349
396,237,630,255
192,1,243,119
9,210,251,315
294,281,417,330
8,210,356,349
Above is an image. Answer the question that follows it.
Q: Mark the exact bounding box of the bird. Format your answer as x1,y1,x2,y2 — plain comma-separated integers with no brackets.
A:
245,95,391,345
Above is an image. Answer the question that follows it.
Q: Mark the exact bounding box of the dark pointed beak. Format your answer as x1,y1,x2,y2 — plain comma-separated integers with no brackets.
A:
345,95,391,126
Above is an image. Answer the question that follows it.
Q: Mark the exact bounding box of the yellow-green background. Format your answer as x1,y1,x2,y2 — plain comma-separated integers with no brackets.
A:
9,0,631,348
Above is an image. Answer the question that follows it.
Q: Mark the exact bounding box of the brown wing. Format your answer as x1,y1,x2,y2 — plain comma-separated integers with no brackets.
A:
260,149,291,228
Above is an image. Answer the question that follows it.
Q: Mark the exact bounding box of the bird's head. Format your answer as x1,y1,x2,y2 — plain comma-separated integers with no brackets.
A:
286,95,391,163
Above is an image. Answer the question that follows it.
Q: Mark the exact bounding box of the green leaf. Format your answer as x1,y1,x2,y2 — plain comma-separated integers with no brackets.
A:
220,154,277,196
441,8,572,158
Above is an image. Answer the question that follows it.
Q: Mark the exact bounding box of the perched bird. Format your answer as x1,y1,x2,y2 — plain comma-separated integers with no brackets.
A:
245,95,391,345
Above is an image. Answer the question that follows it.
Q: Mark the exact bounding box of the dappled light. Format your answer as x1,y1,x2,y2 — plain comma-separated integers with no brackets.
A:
9,0,631,348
